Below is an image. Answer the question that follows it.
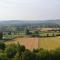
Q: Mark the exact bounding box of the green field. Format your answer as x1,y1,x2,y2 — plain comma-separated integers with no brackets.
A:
39,32,60,37
3,32,26,40
3,35,17,39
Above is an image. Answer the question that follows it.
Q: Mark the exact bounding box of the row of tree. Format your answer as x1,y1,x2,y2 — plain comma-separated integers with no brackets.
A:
0,42,60,60
26,29,60,37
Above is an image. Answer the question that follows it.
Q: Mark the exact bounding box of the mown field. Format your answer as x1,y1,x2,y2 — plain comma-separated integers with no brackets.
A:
5,36,60,50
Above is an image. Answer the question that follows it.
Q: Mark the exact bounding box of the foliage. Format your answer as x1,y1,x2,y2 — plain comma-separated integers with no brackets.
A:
0,42,60,60
22,49,37,60
0,42,6,50
0,32,3,39
5,44,17,58
0,53,9,60
26,29,30,35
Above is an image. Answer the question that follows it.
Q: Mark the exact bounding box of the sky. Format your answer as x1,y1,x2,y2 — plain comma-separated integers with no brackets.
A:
0,0,60,21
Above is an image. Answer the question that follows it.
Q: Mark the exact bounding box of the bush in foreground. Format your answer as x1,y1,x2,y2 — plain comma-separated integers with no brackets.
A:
0,42,60,60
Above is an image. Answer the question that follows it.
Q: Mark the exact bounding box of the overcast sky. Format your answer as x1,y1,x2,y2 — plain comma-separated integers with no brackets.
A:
0,0,60,21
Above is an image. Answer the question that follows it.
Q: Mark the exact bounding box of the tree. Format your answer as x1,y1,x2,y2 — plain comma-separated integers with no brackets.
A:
33,48,50,60
26,29,30,35
13,43,26,60
52,33,55,37
47,34,49,37
0,53,9,60
22,50,37,60
0,42,6,50
0,32,3,39
5,44,17,58
32,31,40,37
12,52,20,60
8,31,11,35
17,43,25,56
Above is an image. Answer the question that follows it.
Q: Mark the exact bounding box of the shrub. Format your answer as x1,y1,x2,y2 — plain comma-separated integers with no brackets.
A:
22,50,37,60
0,32,3,39
0,53,9,60
5,44,17,58
0,42,6,50
17,43,25,56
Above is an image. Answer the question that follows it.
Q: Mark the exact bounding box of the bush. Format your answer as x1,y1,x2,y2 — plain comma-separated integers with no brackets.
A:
17,43,25,56
0,43,60,60
0,42,6,50
0,53,9,60
5,44,17,58
0,32,3,39
22,50,37,60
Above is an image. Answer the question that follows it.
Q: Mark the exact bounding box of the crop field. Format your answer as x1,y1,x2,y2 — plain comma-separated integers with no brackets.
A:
5,37,39,50
5,36,60,50
3,28,60,50
39,37,60,50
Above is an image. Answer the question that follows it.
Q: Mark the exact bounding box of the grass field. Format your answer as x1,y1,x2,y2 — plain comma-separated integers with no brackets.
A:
3,35,17,39
5,36,60,50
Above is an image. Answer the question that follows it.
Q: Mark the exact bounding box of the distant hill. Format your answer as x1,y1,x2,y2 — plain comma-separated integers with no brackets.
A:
0,20,60,32
0,20,60,25
0,20,46,26
44,20,60,25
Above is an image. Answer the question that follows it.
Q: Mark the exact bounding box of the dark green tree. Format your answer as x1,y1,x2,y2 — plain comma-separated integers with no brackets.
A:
17,42,25,56
0,42,6,50
0,32,3,39
0,53,9,60
26,29,30,35
5,44,17,58
22,50,37,60
34,31,40,37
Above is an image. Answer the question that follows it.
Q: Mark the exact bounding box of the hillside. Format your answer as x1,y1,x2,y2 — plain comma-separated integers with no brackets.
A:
0,20,60,32
0,20,60,26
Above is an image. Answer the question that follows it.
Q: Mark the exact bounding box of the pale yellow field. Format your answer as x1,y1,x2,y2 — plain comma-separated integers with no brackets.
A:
39,37,60,50
5,36,60,50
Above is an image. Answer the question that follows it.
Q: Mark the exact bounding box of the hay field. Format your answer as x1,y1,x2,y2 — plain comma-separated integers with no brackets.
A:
5,37,38,50
39,37,60,50
5,36,60,50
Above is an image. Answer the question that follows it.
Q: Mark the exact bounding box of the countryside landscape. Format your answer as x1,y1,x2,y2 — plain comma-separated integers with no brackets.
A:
0,20,60,60
2,20,60,50
0,0,60,60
